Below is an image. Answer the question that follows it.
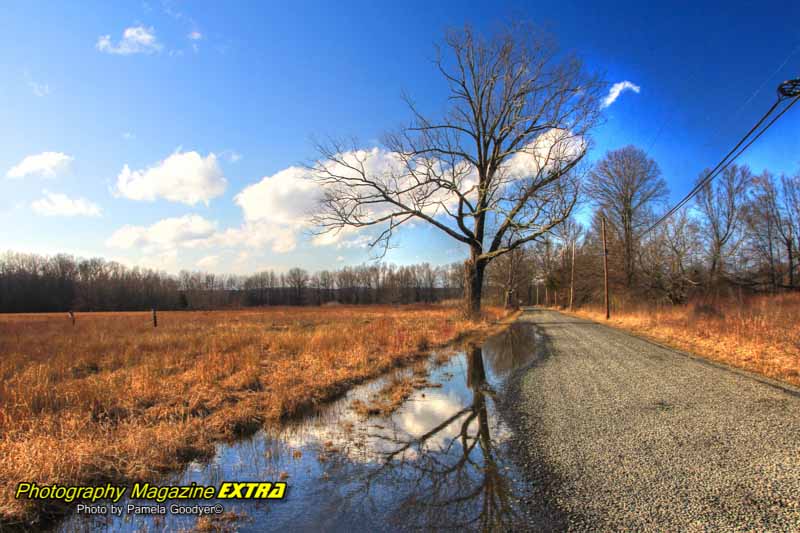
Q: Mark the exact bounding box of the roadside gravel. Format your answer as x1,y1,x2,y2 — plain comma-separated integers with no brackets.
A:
503,308,800,532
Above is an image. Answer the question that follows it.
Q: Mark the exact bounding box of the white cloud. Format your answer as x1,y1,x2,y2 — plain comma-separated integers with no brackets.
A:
504,128,586,179
226,166,325,252
114,150,227,205
227,132,581,254
31,191,102,217
196,254,219,270
188,31,203,41
235,166,320,225
106,214,217,251
208,221,303,254
6,152,73,179
29,81,50,97
122,132,136,140
602,81,641,108
24,71,50,96
96,26,162,55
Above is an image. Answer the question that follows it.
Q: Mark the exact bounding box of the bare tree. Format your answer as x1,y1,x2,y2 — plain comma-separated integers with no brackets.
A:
310,24,602,317
695,164,751,286
783,173,800,287
588,145,668,289
286,267,309,305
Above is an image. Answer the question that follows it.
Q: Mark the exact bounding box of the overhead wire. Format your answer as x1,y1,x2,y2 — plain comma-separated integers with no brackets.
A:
637,88,799,238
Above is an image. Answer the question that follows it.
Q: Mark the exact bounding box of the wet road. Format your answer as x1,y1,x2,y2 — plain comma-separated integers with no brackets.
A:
505,308,800,532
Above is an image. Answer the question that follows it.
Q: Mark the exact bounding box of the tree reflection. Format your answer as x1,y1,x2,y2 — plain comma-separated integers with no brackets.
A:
480,322,539,381
331,343,522,531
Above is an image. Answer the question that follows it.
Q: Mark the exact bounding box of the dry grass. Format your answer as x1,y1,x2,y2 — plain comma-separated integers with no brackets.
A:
0,304,507,524
350,360,440,417
568,293,800,387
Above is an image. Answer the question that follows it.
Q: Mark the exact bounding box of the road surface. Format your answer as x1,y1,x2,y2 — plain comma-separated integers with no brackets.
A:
504,308,800,532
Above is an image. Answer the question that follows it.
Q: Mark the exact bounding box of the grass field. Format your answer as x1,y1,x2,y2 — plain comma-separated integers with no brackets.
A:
0,304,508,524
569,293,800,388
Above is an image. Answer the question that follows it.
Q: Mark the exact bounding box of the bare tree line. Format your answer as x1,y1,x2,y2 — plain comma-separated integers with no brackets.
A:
0,253,475,313
504,146,800,310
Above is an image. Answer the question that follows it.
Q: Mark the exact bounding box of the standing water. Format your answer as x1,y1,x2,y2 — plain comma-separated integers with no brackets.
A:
57,322,540,532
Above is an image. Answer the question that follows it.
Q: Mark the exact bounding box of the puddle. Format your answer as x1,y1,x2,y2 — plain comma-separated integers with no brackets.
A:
57,322,539,532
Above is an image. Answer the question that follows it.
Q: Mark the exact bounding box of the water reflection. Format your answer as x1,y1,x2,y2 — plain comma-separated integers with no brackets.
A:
57,323,538,532
325,344,520,531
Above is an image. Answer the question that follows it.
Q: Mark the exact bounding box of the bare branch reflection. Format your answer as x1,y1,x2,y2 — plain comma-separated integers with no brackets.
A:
323,338,531,531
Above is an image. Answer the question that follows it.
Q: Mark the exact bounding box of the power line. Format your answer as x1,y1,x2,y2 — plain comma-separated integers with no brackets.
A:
638,80,800,238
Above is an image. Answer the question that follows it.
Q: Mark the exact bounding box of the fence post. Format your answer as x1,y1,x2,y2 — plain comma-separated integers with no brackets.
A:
152,308,158,328
68,311,75,327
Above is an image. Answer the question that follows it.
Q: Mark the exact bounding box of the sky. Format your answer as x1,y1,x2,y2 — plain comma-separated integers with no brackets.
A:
2,0,799,275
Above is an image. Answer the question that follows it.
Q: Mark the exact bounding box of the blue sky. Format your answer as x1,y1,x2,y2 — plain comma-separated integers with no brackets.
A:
2,0,799,274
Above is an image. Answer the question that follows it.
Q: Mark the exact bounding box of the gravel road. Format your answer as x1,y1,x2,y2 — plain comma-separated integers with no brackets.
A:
503,308,800,532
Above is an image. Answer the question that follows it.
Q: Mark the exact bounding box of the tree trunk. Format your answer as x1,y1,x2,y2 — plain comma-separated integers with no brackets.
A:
463,254,485,320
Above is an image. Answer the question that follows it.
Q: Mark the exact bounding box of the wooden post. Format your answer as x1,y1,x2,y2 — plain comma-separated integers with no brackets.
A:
68,311,75,327
152,308,158,328
569,240,575,312
602,216,610,320
536,283,539,306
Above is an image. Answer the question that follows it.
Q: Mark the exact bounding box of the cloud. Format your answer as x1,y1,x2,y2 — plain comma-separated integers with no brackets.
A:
29,81,50,97
208,221,303,254
114,150,227,205
122,132,136,140
235,166,320,225
96,26,162,55
224,165,325,252
31,191,102,217
602,81,641,108
106,214,217,251
227,132,580,253
7,152,73,179
196,254,219,270
188,31,203,41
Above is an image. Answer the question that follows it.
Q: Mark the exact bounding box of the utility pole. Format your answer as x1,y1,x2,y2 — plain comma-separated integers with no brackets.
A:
569,240,575,312
602,216,610,320
536,283,539,306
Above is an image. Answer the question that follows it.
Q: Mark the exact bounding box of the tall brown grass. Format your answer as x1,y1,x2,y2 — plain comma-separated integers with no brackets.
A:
0,305,507,524
569,293,800,387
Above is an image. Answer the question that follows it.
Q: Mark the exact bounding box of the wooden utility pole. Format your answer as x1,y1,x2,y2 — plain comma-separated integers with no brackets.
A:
601,216,610,320
569,240,575,312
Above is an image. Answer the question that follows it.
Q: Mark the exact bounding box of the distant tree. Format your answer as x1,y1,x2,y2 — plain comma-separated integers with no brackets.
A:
286,267,309,305
695,164,751,286
588,145,668,289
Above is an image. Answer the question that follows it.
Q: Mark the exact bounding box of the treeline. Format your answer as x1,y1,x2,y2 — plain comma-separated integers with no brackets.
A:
0,254,470,312
490,146,800,310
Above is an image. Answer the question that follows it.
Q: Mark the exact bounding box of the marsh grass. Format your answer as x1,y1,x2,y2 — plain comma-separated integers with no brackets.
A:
0,304,505,524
